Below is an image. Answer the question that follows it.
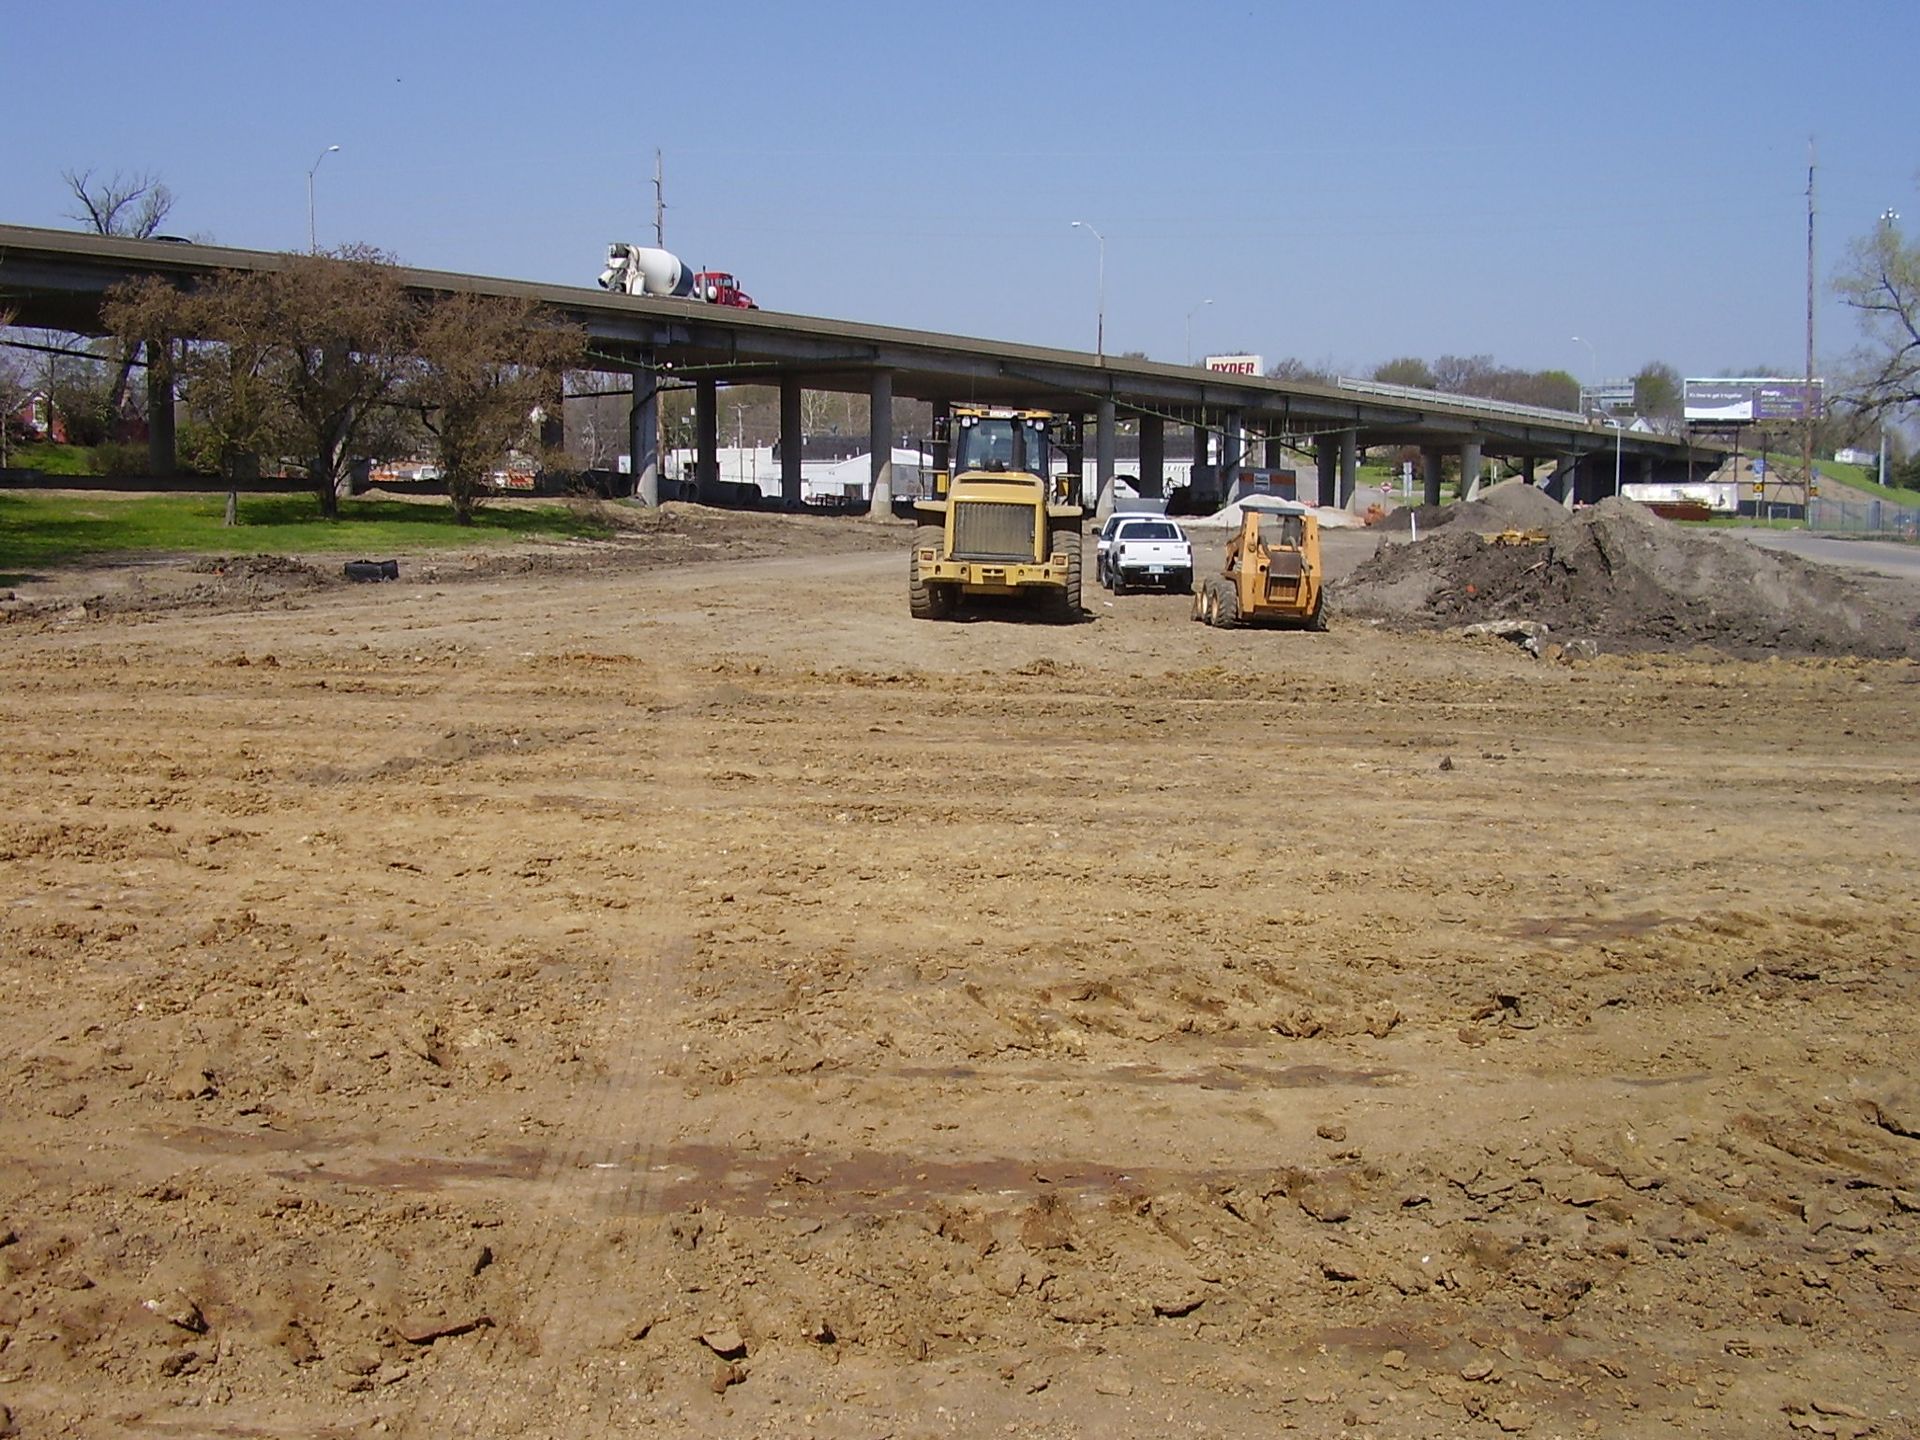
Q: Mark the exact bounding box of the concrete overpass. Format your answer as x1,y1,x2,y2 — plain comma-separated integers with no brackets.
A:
0,222,1716,511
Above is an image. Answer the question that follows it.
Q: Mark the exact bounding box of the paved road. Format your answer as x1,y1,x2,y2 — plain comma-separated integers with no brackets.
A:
1734,528,1920,582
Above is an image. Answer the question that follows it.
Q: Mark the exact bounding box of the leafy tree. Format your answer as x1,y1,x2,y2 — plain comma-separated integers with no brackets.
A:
47,348,113,446
1834,214,1920,421
0,309,29,466
1373,356,1436,389
266,248,415,518
1633,362,1683,418
105,247,413,517
405,293,583,523
105,276,285,486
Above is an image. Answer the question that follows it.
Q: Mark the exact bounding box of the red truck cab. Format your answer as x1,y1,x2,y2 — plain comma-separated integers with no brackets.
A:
693,271,756,309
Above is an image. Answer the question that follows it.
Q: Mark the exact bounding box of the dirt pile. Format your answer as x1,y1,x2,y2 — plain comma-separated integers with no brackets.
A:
1378,477,1571,536
1339,497,1920,657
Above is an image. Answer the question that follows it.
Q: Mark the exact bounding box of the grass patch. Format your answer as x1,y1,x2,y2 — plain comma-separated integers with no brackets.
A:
1682,514,1809,530
5,442,98,476
0,491,613,580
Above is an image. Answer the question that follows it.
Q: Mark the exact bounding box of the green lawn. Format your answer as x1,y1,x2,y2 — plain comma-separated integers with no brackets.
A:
1815,458,1920,508
4,441,99,475
0,491,613,581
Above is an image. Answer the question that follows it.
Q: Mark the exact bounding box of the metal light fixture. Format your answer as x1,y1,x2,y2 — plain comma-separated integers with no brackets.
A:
307,144,341,253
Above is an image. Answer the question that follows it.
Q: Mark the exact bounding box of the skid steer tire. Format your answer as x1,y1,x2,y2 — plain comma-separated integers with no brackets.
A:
1213,576,1241,628
909,523,954,620
1306,593,1328,632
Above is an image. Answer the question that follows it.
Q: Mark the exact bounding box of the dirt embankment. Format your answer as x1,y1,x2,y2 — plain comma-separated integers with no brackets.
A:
1339,486,1920,659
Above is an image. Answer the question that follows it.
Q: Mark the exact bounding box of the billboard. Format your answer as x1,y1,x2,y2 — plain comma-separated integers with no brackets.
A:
1205,354,1264,376
1684,377,1824,425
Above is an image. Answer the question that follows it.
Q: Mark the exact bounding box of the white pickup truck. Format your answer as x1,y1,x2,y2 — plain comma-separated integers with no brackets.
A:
1098,515,1194,594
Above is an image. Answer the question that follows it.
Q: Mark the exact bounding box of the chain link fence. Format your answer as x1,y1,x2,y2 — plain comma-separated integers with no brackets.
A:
1808,495,1920,539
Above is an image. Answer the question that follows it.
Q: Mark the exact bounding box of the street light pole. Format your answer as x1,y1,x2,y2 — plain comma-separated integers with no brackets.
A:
1571,335,1597,410
307,144,341,253
1185,297,1213,366
1071,220,1105,362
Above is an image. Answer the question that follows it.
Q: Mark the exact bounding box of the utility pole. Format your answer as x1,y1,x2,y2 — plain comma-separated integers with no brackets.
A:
653,149,666,249
1803,137,1817,518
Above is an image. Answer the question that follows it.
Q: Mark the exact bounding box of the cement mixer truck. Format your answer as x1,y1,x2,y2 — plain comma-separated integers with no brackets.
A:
597,244,757,309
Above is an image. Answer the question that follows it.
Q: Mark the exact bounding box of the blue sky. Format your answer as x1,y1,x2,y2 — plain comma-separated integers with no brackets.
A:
3,0,1915,385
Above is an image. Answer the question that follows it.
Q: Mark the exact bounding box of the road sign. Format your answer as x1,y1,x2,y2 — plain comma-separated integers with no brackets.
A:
1753,456,1767,475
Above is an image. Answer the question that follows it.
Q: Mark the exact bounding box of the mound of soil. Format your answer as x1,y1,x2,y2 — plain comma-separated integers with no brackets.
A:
1339,497,1920,658
1377,477,1571,536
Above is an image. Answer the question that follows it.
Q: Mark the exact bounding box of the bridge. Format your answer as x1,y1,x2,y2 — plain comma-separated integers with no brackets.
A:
0,222,1716,510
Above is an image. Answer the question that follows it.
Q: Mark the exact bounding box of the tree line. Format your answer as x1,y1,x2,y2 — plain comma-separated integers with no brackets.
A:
103,249,582,523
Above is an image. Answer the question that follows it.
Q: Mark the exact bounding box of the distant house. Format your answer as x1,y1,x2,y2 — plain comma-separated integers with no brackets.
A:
1835,447,1878,467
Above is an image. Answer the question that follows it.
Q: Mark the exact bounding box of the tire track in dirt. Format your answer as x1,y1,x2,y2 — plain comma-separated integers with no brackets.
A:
392,652,719,1438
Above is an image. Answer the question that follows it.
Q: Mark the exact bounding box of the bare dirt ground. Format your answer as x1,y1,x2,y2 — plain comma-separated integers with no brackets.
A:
2,507,1918,1439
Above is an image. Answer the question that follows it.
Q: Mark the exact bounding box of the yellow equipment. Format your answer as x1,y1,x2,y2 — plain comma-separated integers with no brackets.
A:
1194,497,1326,629
909,405,1084,623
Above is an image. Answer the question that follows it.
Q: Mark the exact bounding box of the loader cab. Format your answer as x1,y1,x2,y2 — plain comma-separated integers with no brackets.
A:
954,413,1049,477
932,407,1078,503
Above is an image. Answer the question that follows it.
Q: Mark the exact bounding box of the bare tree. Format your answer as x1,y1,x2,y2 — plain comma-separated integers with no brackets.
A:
563,371,629,472
62,169,175,239
63,169,178,420
407,293,584,523
1835,214,1920,421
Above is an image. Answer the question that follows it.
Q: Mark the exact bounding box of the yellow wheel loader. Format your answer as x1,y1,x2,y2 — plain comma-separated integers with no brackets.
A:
909,406,1084,623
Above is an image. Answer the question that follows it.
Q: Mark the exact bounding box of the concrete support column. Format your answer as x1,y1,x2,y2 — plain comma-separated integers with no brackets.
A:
779,375,804,509
695,377,719,502
1138,414,1165,498
1339,431,1358,507
1222,409,1243,498
627,366,659,506
1191,422,1209,503
145,338,176,478
1460,438,1483,502
1638,454,1654,488
1317,436,1338,507
1094,398,1117,520
867,369,894,517
1422,448,1445,508
1264,432,1287,469
1522,455,1537,486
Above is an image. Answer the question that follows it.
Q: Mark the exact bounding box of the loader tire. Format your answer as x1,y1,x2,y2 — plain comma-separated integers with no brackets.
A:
909,523,954,620
1043,524,1082,624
